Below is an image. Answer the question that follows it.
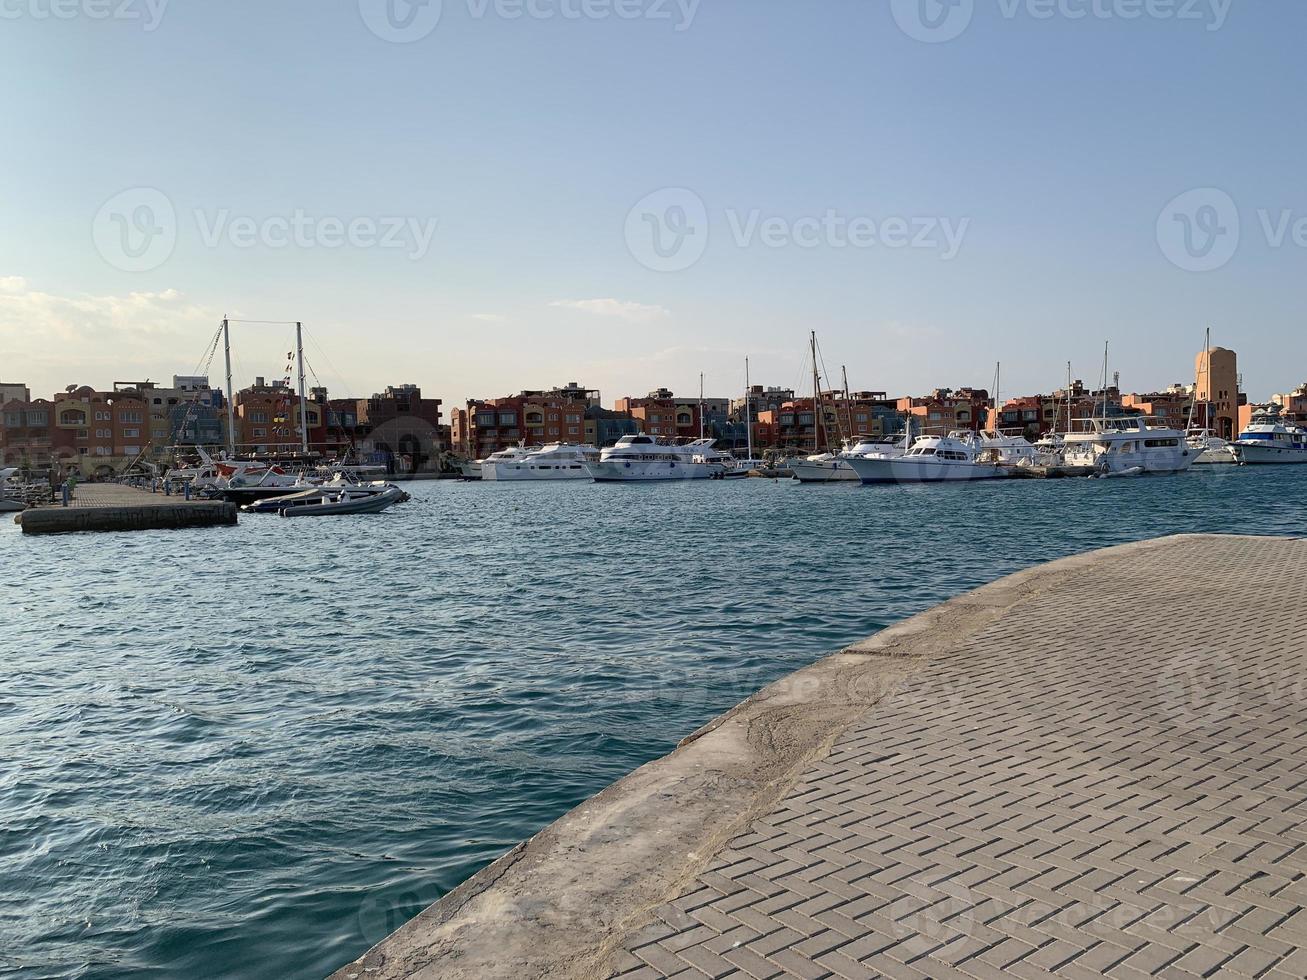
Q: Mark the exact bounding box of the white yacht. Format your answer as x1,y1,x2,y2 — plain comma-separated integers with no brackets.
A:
1061,417,1199,475
965,430,1046,464
791,436,909,483
845,434,1004,484
585,435,724,481
483,443,599,481
1231,412,1307,465
1187,430,1237,465
477,445,537,480
458,459,483,480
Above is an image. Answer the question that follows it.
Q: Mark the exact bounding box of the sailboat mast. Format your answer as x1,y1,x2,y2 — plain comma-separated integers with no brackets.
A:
223,317,235,455
698,372,704,440
810,331,820,453
745,357,753,459
1065,360,1073,434
296,321,309,454
841,365,853,442
992,361,1001,433
1101,342,1110,423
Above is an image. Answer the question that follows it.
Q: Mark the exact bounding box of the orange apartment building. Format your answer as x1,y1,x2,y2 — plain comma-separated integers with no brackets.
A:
451,383,598,456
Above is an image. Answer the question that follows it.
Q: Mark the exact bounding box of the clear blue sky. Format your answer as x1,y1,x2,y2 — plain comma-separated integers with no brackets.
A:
2,0,1304,410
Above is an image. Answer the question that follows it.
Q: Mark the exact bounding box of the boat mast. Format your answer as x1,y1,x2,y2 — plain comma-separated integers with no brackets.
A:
1065,360,1073,435
841,365,853,443
745,357,753,459
1100,342,1110,424
698,372,705,440
296,321,309,454
810,330,820,453
223,317,236,456
992,361,1001,433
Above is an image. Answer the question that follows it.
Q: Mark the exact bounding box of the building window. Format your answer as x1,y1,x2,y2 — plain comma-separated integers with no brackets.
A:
252,428,266,437
119,411,142,423
568,426,579,435
121,446,140,455
78,448,88,455
95,411,111,421
498,412,516,425
122,428,140,438
94,446,110,456
565,414,581,424
27,411,47,425
250,411,268,424
96,428,111,438
77,430,88,440
476,413,496,426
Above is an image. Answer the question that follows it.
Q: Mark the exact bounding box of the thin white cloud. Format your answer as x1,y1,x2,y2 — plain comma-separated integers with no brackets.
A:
0,280,215,394
549,298,671,323
470,313,508,323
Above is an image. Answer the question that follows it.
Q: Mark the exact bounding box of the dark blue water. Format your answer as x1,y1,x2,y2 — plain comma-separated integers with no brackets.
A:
2,467,1303,980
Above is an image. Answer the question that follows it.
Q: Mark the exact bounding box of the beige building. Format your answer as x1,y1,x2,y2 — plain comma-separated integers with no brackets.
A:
1194,346,1240,440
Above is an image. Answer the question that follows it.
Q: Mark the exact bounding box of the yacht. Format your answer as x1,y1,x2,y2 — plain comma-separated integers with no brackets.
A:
845,434,1004,484
458,459,483,480
585,434,725,481
1188,430,1237,465
720,455,769,479
965,430,1046,464
1061,417,1199,475
477,445,537,480
791,436,909,483
1231,412,1307,465
483,443,599,481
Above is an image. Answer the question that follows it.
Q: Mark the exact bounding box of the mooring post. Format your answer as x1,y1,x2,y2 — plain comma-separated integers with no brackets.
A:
184,481,191,501
61,482,70,507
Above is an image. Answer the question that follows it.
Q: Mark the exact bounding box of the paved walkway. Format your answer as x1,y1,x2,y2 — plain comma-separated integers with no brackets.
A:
332,535,1307,980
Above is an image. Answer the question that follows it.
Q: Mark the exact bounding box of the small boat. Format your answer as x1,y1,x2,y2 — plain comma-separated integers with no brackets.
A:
458,459,483,480
242,476,406,513
279,485,406,516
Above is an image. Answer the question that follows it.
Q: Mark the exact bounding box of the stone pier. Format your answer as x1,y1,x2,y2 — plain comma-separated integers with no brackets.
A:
15,483,238,534
331,534,1307,980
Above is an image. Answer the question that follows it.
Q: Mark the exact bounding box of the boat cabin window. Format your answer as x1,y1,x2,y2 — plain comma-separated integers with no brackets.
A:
1144,438,1178,448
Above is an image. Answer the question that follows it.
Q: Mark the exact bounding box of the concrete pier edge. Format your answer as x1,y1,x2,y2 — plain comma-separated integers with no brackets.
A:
328,533,1295,980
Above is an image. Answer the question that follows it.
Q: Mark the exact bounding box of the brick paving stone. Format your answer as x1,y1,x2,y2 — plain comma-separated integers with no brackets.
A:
608,537,1307,978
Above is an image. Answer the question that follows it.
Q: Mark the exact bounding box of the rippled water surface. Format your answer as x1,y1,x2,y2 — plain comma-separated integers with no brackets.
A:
2,467,1304,979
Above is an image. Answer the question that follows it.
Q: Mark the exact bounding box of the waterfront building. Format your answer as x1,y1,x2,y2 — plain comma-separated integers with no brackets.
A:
897,388,992,435
1195,346,1243,440
0,382,30,405
614,388,707,440
452,383,595,456
0,397,55,467
1122,385,1195,426
584,405,639,448
1271,382,1307,425
353,384,447,474
235,377,328,454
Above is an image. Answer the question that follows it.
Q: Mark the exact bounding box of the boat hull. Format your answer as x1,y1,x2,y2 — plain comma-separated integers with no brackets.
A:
790,459,860,483
586,460,719,481
1193,446,1237,465
847,457,1003,484
280,487,405,516
1232,444,1307,465
483,463,592,481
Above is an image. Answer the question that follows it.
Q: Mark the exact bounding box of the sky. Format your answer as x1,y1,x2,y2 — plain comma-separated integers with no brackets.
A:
2,0,1305,412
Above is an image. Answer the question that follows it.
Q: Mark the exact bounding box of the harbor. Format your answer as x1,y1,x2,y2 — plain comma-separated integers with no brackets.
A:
331,533,1307,980
3,469,1305,980
10,482,237,535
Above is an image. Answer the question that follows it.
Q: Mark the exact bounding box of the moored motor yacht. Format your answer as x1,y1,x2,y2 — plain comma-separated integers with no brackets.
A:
585,434,724,481
791,436,909,483
1230,411,1307,465
1061,417,1199,475
1187,429,1237,465
845,434,1004,484
483,443,598,481
477,445,538,480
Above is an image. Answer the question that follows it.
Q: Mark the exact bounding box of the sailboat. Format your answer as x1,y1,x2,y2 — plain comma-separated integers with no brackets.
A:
723,357,768,478
1188,329,1236,464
